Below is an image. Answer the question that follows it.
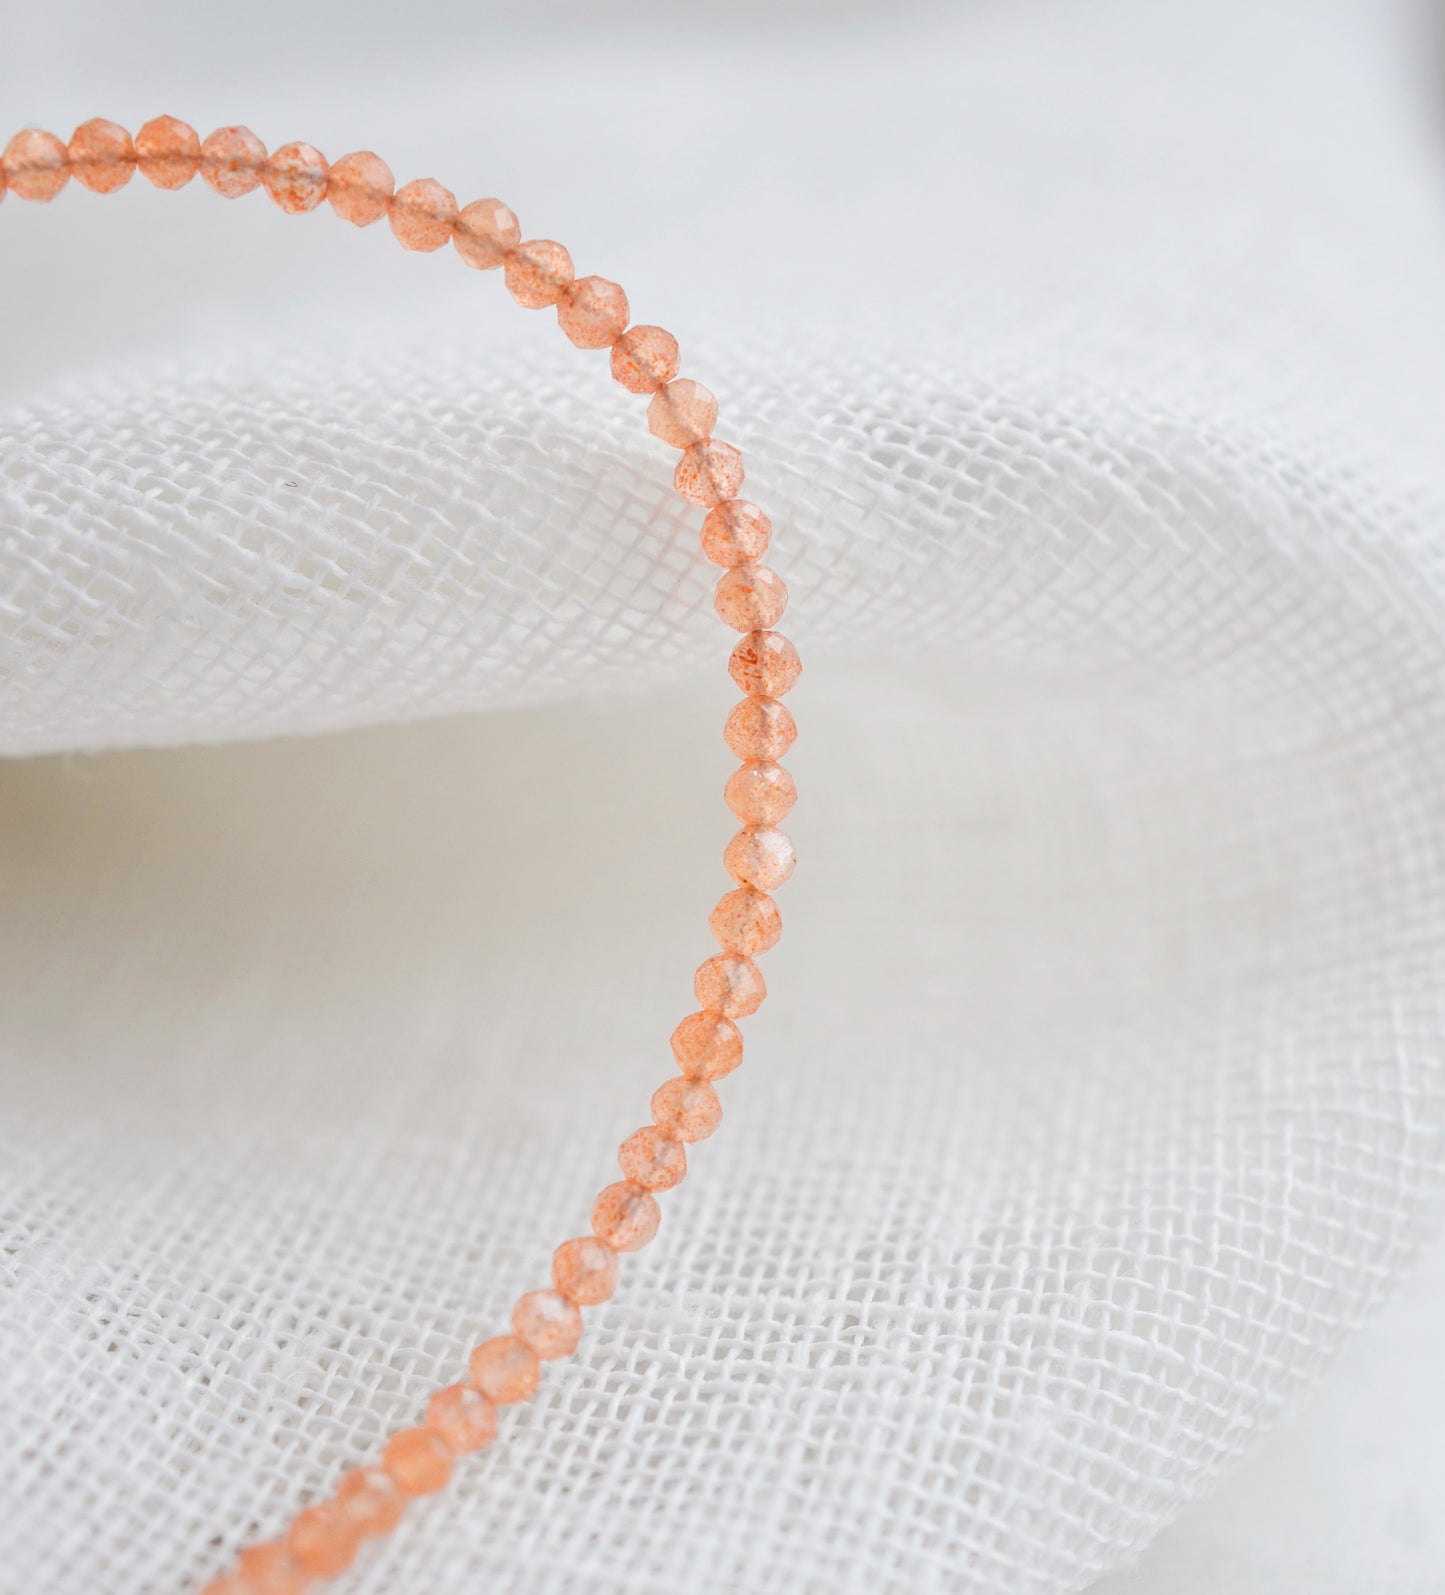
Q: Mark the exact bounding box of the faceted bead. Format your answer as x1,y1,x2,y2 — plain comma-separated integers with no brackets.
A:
512,1289,584,1359
729,631,802,697
701,500,771,567
200,125,266,198
552,1236,619,1305
724,761,796,826
670,1011,744,1081
715,565,788,631
610,325,680,394
389,178,457,251
453,197,520,268
326,151,393,226
2,130,69,202
618,1126,687,1191
505,240,575,308
647,379,717,447
675,439,744,506
287,1504,359,1578
67,119,135,194
651,1077,723,1143
694,953,767,1018
468,1335,540,1404
236,1542,307,1595
382,1427,453,1496
264,142,328,213
135,116,201,189
425,1383,498,1453
591,1180,661,1251
723,826,797,892
724,696,798,761
334,1466,405,1536
709,885,783,955
558,276,630,349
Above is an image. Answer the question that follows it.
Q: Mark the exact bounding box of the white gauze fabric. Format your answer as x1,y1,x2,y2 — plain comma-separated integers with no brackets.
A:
2,2,1445,1592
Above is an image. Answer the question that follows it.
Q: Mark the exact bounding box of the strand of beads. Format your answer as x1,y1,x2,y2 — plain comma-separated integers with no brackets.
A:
1,116,800,1595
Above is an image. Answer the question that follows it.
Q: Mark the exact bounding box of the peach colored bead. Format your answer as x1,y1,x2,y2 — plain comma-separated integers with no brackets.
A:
724,695,798,761
729,630,802,697
326,151,393,226
724,761,797,826
264,142,328,214
647,379,718,447
512,1289,584,1359
453,196,520,268
591,1179,661,1252
201,125,266,198
709,885,783,956
389,177,457,251
701,499,771,567
670,1011,744,1080
715,565,788,631
552,1236,619,1305
618,1126,687,1191
724,825,797,892
2,129,69,202
425,1383,498,1454
610,325,680,394
382,1427,453,1496
135,115,201,189
558,275,630,349
236,1543,307,1595
695,952,767,1018
287,1505,359,1578
505,239,574,308
67,119,135,194
651,1077,723,1144
334,1467,404,1536
468,1334,540,1404
675,438,745,506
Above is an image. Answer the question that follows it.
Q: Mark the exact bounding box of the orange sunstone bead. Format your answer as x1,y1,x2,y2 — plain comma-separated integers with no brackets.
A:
724,825,797,892
724,695,798,761
287,1504,359,1577
729,630,802,697
135,115,201,189
670,1011,744,1080
674,438,744,506
512,1288,584,1359
651,1077,723,1143
647,378,718,447
591,1179,661,1251
724,761,797,826
425,1383,498,1453
701,499,771,566
235,1542,308,1595
389,177,458,251
610,325,680,394
505,239,574,308
715,565,788,631
67,119,135,194
557,275,630,349
382,1427,453,1496
2,129,69,202
334,1466,405,1536
201,125,266,198
695,952,767,1018
618,1126,687,1191
709,885,783,956
552,1236,619,1305
453,196,520,268
264,142,328,213
326,151,393,226
468,1334,540,1404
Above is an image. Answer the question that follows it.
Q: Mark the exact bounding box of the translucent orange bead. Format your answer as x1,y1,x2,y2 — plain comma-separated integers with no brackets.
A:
618,1126,687,1191
651,1077,723,1143
236,1542,307,1595
558,275,630,349
453,196,520,268
694,952,767,1018
647,379,718,447
326,151,393,226
135,115,200,189
512,1289,584,1359
729,631,802,697
334,1466,404,1536
425,1383,498,1453
715,565,788,631
382,1427,453,1496
724,695,798,761
201,125,266,198
724,761,796,826
468,1335,540,1404
2,130,69,202
700,500,771,567
709,885,783,955
389,177,457,251
552,1236,619,1305
670,1011,744,1080
264,142,328,213
67,119,134,194
675,438,744,506
610,325,680,394
287,1504,359,1578
591,1180,661,1251
724,826,797,892
505,239,574,308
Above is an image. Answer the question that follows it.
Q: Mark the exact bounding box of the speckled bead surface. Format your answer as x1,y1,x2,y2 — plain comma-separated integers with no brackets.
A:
695,952,767,1017
505,239,574,308
618,1126,687,1191
724,761,797,826
453,196,520,268
724,695,798,761
709,885,783,955
264,142,328,213
591,1180,662,1251
557,275,629,348
389,177,457,251
610,325,680,394
701,500,772,567
468,1335,540,1404
553,1236,620,1305
675,438,745,506
200,125,266,198
728,631,802,697
67,119,134,194
648,378,718,447
135,115,201,189
715,565,788,631
670,1011,744,1080
511,1289,584,1359
723,826,797,892
326,151,393,226
2,129,69,202
651,1077,723,1143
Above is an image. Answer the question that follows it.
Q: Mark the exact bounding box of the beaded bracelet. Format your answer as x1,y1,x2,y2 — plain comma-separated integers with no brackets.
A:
1,117,802,1593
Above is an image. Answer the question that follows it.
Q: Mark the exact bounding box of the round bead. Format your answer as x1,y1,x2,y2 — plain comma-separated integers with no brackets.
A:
468,1334,540,1404
610,325,680,394
670,1011,744,1081
135,116,201,189
591,1180,661,1252
618,1126,687,1191
675,439,745,506
715,565,788,631
383,1426,454,1496
287,1504,359,1578
389,177,457,251
236,1543,307,1595
651,1077,723,1144
505,239,575,308
724,761,796,826
724,826,797,892
453,196,520,268
512,1289,584,1359
334,1466,404,1536
709,885,783,955
327,151,393,226
647,379,718,447
700,500,771,567
425,1383,498,1453
264,141,328,213
694,953,767,1018
558,275,630,349
724,695,798,761
67,119,135,194
552,1236,619,1305
729,631,802,697
200,125,266,198
2,129,69,202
